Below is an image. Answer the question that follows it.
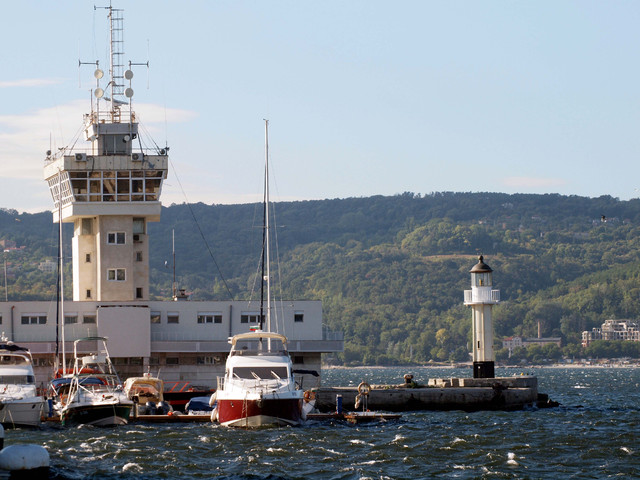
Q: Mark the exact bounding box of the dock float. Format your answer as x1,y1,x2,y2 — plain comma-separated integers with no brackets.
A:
307,412,401,424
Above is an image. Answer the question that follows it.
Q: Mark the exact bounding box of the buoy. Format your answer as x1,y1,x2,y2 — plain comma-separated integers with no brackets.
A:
0,444,49,477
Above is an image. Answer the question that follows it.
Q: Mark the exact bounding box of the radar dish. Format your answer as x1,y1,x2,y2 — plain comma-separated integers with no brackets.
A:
94,69,104,79
94,87,104,98
125,88,134,98
124,70,134,80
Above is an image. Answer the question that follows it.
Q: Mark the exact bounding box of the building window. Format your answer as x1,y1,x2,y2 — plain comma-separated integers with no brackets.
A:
135,251,143,262
149,357,160,365
136,287,143,299
133,217,146,234
241,313,262,324
294,312,304,323
150,312,161,324
166,357,179,365
81,218,93,235
197,313,223,324
83,315,96,324
293,355,304,364
197,356,218,365
107,268,126,281
0,314,2,324
85,253,91,263
107,232,126,245
167,313,179,324
86,289,92,299
64,314,78,324
21,315,47,325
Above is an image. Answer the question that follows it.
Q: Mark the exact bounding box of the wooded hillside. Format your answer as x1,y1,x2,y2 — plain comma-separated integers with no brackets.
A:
3,191,640,364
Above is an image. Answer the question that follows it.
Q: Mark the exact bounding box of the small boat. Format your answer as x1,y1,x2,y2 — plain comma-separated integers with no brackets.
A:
214,331,304,427
0,338,43,428
214,120,304,427
124,373,172,416
53,337,133,427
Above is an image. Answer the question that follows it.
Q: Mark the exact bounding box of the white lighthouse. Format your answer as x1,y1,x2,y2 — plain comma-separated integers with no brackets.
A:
464,255,500,379
43,6,167,302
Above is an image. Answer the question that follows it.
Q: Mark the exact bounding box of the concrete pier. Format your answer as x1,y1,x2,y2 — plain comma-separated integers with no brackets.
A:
315,376,551,412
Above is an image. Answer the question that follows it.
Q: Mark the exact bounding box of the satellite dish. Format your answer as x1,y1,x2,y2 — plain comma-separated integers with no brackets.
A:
94,87,104,98
124,70,134,80
125,88,134,98
94,69,104,79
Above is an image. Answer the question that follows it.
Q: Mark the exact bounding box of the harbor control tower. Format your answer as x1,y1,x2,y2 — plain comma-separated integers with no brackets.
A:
43,6,168,302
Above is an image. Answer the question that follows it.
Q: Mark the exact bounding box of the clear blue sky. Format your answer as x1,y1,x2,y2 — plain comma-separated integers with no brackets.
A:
2,1,640,213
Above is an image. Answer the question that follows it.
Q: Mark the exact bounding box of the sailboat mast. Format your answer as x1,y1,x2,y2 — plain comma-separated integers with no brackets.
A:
58,169,66,374
264,120,272,333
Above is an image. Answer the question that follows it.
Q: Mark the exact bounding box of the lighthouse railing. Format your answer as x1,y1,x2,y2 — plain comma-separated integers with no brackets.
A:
464,289,500,304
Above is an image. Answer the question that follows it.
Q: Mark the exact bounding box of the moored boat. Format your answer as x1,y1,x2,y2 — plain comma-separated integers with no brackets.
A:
53,337,133,427
214,120,304,427
124,373,172,416
0,338,43,428
215,331,303,427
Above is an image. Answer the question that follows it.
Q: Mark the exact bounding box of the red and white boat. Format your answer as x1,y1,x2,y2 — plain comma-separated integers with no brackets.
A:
213,120,303,427
214,331,303,427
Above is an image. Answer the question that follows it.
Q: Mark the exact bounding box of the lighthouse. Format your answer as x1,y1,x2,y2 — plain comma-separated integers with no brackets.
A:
464,255,500,379
43,6,168,302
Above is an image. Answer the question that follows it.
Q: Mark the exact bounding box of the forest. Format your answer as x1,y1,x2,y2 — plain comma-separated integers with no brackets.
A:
2,191,640,365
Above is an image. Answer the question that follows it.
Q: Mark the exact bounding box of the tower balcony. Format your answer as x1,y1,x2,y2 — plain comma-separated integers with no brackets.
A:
464,288,500,305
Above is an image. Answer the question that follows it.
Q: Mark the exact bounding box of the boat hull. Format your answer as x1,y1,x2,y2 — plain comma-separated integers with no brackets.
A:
0,398,43,428
61,403,132,427
217,397,302,427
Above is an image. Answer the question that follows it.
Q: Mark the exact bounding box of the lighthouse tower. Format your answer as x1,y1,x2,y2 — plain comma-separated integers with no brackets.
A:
43,6,168,302
464,255,500,379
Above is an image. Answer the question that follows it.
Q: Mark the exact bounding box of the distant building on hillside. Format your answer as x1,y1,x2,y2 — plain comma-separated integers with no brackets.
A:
581,319,640,347
38,259,56,273
503,335,562,357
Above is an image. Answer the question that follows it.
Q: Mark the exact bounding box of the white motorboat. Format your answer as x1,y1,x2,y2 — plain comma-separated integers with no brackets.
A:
52,337,133,426
0,338,43,428
214,120,304,427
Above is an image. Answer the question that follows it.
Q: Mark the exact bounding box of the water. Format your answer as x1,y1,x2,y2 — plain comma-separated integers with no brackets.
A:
7,367,640,479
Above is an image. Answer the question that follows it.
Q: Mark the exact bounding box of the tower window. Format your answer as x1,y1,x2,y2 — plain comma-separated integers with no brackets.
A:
107,232,126,245
107,268,126,281
136,287,143,299
85,253,91,263
135,251,143,262
133,217,146,234
86,289,92,299
81,218,93,235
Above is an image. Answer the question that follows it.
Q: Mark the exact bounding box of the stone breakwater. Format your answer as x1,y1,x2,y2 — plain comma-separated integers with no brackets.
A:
315,375,558,412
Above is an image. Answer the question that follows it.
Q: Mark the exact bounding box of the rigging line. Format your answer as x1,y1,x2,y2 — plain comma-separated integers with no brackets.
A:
271,201,286,336
167,158,235,300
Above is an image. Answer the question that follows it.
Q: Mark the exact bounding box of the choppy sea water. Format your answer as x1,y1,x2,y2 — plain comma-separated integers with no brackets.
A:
7,367,640,479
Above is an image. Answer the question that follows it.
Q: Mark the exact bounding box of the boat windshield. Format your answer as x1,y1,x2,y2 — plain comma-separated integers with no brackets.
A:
232,366,289,380
232,339,287,356
0,375,35,385
0,355,30,366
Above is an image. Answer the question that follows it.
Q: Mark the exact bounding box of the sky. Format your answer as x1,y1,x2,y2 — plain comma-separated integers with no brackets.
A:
2,1,640,214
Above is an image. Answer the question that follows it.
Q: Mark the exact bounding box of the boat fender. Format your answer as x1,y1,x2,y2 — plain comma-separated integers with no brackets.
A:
357,382,371,395
209,392,217,407
354,394,362,410
0,444,49,476
303,390,316,403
